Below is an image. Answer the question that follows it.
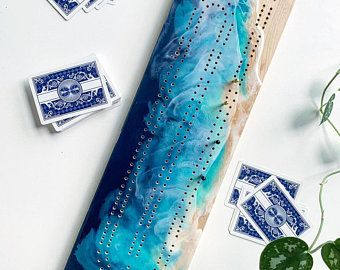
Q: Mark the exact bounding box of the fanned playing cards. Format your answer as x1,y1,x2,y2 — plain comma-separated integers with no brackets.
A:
226,163,310,245
47,0,116,20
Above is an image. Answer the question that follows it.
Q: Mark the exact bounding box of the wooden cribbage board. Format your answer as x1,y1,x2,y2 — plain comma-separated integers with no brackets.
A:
65,1,295,269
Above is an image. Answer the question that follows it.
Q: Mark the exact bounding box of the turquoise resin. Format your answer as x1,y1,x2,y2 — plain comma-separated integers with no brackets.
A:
66,0,255,269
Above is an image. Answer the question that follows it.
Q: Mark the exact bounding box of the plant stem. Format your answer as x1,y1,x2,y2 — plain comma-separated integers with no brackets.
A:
320,70,340,110
319,70,340,136
308,169,340,252
309,241,333,254
309,70,340,252
325,118,340,137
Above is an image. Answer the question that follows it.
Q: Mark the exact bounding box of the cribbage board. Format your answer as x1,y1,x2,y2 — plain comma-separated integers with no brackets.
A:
65,0,295,269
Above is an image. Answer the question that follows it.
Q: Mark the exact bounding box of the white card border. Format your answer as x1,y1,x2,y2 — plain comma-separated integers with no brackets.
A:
237,176,311,244
28,56,111,125
83,0,105,12
225,161,302,209
47,0,86,20
229,202,266,245
52,99,121,132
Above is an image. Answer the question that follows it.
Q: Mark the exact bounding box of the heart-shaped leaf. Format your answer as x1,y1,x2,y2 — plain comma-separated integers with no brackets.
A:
320,93,335,125
260,237,313,270
321,238,340,269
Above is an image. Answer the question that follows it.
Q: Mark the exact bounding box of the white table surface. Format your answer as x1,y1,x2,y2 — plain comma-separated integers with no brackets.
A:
0,1,339,269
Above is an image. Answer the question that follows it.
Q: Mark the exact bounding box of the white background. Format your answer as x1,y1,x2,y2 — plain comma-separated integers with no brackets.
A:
0,0,339,269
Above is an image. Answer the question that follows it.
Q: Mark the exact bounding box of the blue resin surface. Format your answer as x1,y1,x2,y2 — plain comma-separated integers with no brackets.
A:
66,0,258,269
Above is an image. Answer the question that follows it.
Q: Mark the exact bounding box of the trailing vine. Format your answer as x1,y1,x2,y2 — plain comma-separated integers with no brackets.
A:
259,69,340,270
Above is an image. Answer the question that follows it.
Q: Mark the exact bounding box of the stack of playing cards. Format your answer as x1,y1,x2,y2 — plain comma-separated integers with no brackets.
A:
28,55,121,132
225,163,311,245
48,0,116,20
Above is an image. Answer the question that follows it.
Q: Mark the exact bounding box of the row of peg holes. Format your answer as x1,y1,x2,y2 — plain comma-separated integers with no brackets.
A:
256,3,275,30
144,8,206,267
96,0,276,269
157,0,278,266
95,5,205,269
157,2,237,268
236,1,275,86
128,5,209,263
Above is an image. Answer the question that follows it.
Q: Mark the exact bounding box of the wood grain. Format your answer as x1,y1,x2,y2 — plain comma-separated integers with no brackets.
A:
64,1,296,269
182,0,296,269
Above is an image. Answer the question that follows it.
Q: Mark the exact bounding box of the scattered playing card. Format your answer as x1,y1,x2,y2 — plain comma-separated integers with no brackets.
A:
226,163,309,245
83,0,104,13
229,186,307,245
238,176,311,244
47,0,117,20
47,0,86,20
229,188,266,245
225,162,301,208
28,56,112,125
27,54,121,131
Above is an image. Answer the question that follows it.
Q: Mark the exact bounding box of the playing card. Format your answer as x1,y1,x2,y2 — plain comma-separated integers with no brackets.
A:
95,0,105,10
104,73,120,101
229,206,266,245
228,186,307,245
52,73,121,131
47,0,86,20
29,56,112,125
83,0,104,12
95,0,116,10
238,176,311,243
229,186,266,245
225,162,301,208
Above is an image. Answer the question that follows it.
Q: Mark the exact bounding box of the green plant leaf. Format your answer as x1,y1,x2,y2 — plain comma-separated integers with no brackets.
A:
321,238,340,269
330,93,336,101
260,237,313,270
320,93,335,125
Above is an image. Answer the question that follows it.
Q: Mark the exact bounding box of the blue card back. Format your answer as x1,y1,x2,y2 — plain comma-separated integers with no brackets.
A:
239,177,310,243
29,59,110,125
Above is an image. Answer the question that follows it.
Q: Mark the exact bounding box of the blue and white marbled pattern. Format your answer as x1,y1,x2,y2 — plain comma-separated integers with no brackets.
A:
66,0,258,269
